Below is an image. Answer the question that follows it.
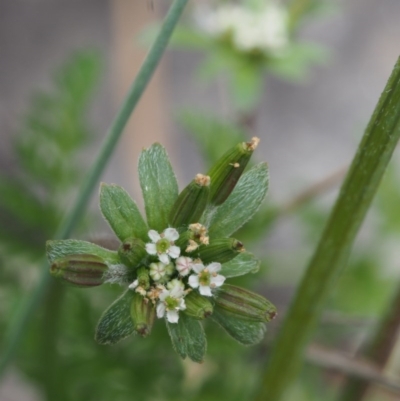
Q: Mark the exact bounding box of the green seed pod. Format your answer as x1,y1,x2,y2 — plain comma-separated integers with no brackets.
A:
118,237,147,268
207,137,259,205
169,174,211,227
50,254,108,288
197,238,244,264
183,291,213,320
214,284,277,322
136,266,150,290
130,292,155,337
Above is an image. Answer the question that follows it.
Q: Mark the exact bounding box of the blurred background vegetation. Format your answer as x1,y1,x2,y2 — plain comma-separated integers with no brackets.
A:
1,1,400,400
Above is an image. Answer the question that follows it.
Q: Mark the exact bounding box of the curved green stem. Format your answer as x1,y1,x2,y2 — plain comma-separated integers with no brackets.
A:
254,57,400,401
0,0,189,377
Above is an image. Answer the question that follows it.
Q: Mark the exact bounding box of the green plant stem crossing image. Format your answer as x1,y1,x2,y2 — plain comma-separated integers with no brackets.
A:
1,1,400,401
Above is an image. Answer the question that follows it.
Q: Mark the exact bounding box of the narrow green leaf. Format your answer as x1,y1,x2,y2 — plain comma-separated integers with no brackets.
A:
166,313,207,363
208,163,269,238
95,290,135,345
138,143,179,231
46,239,119,264
99,183,148,242
220,252,260,278
210,306,266,346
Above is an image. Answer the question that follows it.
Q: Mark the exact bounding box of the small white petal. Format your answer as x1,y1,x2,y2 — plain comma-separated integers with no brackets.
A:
192,263,205,274
128,279,138,290
188,275,200,288
148,230,161,242
211,274,226,287
207,262,221,273
157,303,166,318
170,285,184,299
146,243,157,255
159,253,170,264
159,289,169,301
168,245,181,259
164,228,179,242
166,310,179,323
199,285,212,297
179,298,186,310
175,256,192,276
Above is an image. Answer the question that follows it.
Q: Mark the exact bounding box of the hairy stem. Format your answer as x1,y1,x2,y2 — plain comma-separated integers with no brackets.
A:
254,57,400,401
0,0,189,377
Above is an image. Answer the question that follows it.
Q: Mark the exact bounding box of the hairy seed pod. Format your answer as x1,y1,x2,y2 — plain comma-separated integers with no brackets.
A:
196,238,244,264
130,292,155,337
50,254,108,287
207,137,259,205
183,291,214,319
169,174,210,227
136,266,150,290
214,284,277,322
118,237,147,268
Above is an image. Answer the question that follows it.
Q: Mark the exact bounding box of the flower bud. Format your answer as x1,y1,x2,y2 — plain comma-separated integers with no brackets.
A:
118,238,147,268
196,238,244,264
214,284,277,322
207,137,259,205
130,292,155,337
169,174,210,227
136,266,150,290
50,254,108,287
183,291,213,320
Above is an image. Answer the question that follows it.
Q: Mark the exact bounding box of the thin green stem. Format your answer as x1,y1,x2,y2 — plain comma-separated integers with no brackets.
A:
0,0,189,377
340,282,400,401
254,57,400,401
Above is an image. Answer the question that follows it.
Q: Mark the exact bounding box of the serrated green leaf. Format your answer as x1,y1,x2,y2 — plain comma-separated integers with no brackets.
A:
138,143,179,231
166,313,206,363
99,183,148,242
221,252,260,278
210,306,266,346
46,239,119,264
208,163,269,238
95,290,135,345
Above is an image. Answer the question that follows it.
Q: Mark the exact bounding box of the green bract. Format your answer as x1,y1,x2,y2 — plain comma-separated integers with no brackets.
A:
46,140,274,362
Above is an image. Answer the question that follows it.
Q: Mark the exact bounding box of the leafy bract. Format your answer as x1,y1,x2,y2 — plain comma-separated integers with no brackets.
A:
221,252,260,278
46,239,119,264
208,163,269,238
211,306,266,346
95,290,135,345
166,314,207,363
99,183,148,242
138,143,179,232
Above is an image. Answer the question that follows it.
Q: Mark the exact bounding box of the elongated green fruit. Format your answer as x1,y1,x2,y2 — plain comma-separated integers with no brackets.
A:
130,292,155,337
183,291,214,319
207,137,259,205
169,174,210,227
50,254,108,287
197,238,244,264
137,266,150,290
214,284,277,322
118,237,147,268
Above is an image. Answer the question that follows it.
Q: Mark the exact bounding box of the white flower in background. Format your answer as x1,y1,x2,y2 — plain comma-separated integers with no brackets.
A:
149,262,166,281
188,262,226,296
146,228,181,264
200,2,289,55
175,256,193,276
156,285,186,323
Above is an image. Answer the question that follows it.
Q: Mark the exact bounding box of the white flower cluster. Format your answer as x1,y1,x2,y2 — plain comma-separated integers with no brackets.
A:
201,2,289,55
129,227,226,323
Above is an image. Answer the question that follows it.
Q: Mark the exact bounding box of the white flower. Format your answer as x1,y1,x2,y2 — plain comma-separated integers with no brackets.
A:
167,278,185,292
156,285,186,323
145,228,181,264
175,256,193,276
200,3,289,55
188,262,226,296
128,279,138,290
149,262,166,281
